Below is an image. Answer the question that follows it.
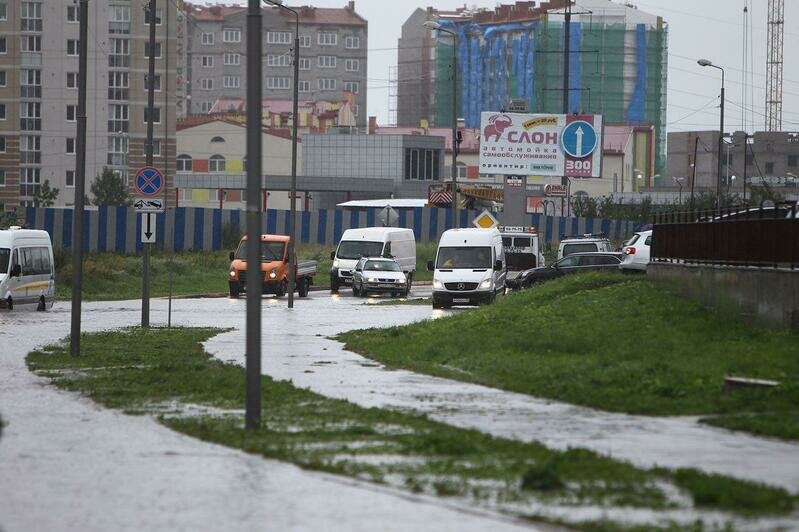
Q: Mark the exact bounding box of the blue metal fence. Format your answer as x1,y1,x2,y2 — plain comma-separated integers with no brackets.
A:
23,206,636,253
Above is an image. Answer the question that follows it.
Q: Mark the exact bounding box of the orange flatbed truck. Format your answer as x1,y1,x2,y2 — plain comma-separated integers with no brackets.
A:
228,234,316,298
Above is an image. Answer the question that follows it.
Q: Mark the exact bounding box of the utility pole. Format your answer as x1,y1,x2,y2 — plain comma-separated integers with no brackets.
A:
70,0,89,356
142,0,157,328
245,0,263,430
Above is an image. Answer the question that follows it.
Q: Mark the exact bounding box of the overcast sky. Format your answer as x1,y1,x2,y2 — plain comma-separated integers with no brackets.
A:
240,0,799,132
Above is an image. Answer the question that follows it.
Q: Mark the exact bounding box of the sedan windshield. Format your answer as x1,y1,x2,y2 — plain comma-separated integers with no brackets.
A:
337,240,384,260
235,241,286,261
436,247,492,269
364,260,400,272
0,248,9,274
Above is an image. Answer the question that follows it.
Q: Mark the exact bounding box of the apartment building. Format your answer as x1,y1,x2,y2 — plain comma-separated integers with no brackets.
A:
0,0,177,211
183,1,367,127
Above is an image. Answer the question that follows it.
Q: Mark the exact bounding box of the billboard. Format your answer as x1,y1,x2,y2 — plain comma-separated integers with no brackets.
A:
479,113,603,178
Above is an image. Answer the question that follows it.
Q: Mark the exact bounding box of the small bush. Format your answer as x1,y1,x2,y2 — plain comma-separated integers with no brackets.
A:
521,458,563,491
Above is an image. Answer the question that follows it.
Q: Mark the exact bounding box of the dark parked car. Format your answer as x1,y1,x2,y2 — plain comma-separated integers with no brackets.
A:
507,252,623,289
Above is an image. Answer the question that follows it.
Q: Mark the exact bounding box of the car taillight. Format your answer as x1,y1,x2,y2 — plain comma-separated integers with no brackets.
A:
625,247,636,255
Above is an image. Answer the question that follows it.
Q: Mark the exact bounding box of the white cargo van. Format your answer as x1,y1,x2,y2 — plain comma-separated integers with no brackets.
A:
330,227,416,293
428,228,505,308
0,227,55,311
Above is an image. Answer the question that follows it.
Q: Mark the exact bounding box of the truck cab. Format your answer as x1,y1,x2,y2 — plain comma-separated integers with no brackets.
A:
228,234,316,298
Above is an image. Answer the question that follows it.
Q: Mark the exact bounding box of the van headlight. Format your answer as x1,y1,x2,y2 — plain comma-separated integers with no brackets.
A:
269,270,277,279
229,270,236,278
367,277,378,283
432,278,444,290
332,259,340,268
479,278,492,290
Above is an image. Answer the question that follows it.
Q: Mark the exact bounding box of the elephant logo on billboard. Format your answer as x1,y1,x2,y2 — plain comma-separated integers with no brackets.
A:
483,114,513,142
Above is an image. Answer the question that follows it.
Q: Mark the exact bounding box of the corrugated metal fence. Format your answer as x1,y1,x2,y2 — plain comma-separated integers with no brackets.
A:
23,206,636,253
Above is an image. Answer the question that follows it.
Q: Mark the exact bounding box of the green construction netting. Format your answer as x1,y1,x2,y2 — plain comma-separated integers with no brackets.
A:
435,42,459,127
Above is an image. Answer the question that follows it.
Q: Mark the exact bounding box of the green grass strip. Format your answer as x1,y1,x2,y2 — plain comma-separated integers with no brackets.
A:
338,272,799,441
26,327,797,525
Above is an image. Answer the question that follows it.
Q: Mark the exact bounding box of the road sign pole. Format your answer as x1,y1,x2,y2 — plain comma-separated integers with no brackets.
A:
141,0,157,329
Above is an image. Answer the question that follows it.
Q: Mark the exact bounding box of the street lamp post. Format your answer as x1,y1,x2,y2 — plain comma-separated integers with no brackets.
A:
673,176,685,204
423,20,459,228
265,0,299,308
697,59,725,212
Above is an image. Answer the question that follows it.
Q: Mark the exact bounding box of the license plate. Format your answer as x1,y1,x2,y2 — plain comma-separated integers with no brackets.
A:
379,284,396,288
453,298,469,303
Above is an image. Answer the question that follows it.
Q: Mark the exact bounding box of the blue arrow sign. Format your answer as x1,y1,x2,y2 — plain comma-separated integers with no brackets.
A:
561,120,598,159
134,167,164,197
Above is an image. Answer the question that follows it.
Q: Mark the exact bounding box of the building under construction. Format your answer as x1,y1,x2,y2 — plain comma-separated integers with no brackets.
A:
397,0,668,177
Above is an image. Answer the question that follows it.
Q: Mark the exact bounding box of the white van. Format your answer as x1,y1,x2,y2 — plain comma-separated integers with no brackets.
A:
330,227,416,293
428,228,505,308
0,227,56,311
557,234,612,260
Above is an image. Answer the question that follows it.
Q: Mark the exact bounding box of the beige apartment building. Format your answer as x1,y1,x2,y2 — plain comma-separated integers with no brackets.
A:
0,0,177,211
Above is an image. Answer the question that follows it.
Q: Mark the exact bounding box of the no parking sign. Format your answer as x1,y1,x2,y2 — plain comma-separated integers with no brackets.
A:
134,166,164,197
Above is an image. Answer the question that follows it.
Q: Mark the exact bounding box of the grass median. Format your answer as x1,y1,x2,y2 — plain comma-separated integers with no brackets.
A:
339,273,799,441
26,327,797,528
54,242,436,301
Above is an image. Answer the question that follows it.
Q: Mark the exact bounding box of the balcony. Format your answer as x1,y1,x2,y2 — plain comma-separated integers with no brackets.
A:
21,52,42,68
109,21,130,35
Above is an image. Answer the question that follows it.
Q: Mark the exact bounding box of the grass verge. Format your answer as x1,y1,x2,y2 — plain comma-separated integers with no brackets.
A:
54,242,437,301
26,328,797,526
338,272,799,441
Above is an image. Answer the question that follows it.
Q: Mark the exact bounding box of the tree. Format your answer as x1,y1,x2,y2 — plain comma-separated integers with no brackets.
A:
33,180,59,207
90,167,131,207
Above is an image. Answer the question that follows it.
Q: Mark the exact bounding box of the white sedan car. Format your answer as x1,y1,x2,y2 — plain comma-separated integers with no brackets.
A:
620,230,652,272
352,257,409,297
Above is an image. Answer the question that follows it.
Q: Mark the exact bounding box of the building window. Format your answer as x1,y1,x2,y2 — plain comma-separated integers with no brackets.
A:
765,162,775,175
345,36,360,49
199,101,213,113
298,58,310,70
0,136,5,152
144,7,162,25
345,59,360,72
318,55,336,68
211,136,225,143
201,55,214,68
109,5,130,34
177,154,193,172
144,74,161,92
223,28,241,43
298,80,310,93
266,77,290,90
20,102,41,130
21,69,41,98
201,32,214,45
67,39,80,56
209,155,226,173
67,5,79,22
66,137,75,154
318,32,337,46
107,135,128,166
0,103,6,120
299,35,311,48
148,140,161,156
223,76,240,89
66,170,75,188
66,72,78,89
0,71,5,87
223,53,241,66
267,31,291,45
109,38,130,67
267,54,290,67
21,2,43,32
145,42,162,59
20,167,41,197
404,148,440,180
788,155,798,167
318,79,336,91
108,104,128,132
108,71,129,100
20,135,41,164
67,105,77,122
0,170,4,187
21,35,42,53
200,79,213,90
344,81,359,94
0,3,6,21
0,37,6,54
144,107,161,124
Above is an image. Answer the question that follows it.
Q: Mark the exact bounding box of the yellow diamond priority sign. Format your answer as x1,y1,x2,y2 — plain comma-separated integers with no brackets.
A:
472,210,499,229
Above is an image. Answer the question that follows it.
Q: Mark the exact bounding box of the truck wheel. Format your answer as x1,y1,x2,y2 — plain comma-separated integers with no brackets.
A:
275,280,287,297
7,297,13,311
352,283,360,297
37,296,46,311
330,277,339,294
298,278,310,298
229,282,240,298
406,272,413,292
